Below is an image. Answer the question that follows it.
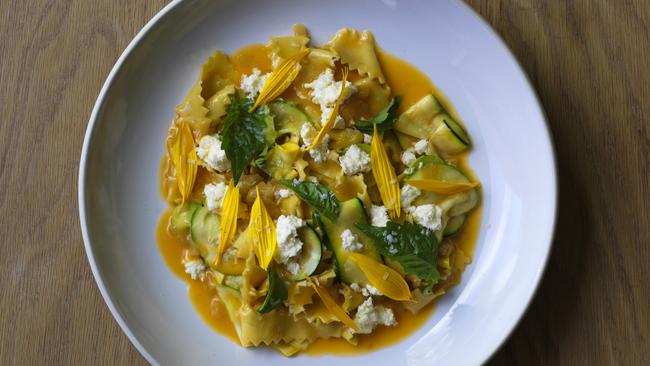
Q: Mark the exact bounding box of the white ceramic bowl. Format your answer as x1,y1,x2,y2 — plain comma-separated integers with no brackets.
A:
79,0,556,365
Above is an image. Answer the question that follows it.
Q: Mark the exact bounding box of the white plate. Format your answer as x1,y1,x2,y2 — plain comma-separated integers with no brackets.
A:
79,0,556,365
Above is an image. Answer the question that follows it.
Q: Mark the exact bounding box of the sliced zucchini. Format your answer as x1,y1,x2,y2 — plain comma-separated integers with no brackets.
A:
431,114,470,154
263,142,301,179
394,94,444,139
356,143,370,154
405,155,444,175
190,206,220,265
169,201,200,235
407,159,479,216
321,198,381,285
395,131,419,150
329,128,364,152
268,100,311,143
287,226,323,281
261,106,278,145
443,215,466,236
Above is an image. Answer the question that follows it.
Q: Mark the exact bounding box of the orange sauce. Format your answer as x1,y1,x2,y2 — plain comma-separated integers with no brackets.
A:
156,42,482,356
156,210,239,344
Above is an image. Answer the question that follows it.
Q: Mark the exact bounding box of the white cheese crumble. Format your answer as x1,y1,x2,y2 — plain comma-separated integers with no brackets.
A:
411,204,443,231
400,184,421,210
353,298,397,334
274,189,292,201
308,135,330,163
204,182,227,211
286,262,300,276
413,139,429,155
340,229,364,252
304,68,356,107
197,134,231,172
339,145,371,175
276,215,305,274
184,260,206,281
304,68,356,130
363,133,373,144
240,68,270,99
401,150,416,166
370,205,389,227
350,283,383,297
300,123,330,163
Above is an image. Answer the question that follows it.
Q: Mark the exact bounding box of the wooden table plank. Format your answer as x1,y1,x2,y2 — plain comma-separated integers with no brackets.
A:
1,0,648,365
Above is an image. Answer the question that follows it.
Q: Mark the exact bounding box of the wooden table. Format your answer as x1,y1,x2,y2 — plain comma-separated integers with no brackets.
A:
1,0,648,364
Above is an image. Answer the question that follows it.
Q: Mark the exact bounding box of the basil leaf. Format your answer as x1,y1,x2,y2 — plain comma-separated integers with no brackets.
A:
252,144,269,169
257,268,287,314
356,221,440,282
220,96,269,184
280,179,340,220
354,96,402,134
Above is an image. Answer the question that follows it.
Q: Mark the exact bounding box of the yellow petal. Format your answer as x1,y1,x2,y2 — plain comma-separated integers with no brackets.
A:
307,278,359,332
348,252,412,301
215,179,239,266
170,123,198,202
370,125,401,218
308,66,349,150
405,179,478,194
252,48,310,110
249,186,277,269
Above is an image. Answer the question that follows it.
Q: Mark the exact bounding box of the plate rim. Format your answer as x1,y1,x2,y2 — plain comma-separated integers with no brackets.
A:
77,1,558,365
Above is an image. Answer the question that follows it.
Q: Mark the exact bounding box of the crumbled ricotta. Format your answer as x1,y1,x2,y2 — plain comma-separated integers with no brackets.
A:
300,123,330,163
353,298,397,334
350,283,383,297
274,189,292,201
339,144,371,175
308,135,330,163
304,68,356,107
204,182,227,211
300,122,314,144
304,68,356,131
276,215,305,265
400,184,421,210
370,205,389,227
286,261,300,276
184,259,206,281
411,204,443,231
197,134,231,172
401,150,416,166
363,134,373,144
240,68,270,99
341,229,363,252
413,139,429,155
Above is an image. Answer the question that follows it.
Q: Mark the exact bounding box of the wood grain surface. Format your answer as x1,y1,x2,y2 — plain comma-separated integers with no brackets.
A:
1,0,648,365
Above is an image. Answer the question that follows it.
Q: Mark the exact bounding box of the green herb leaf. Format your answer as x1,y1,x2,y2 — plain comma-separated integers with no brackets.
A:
354,96,402,134
356,221,440,282
220,96,269,184
257,268,288,314
252,145,269,169
280,179,340,220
